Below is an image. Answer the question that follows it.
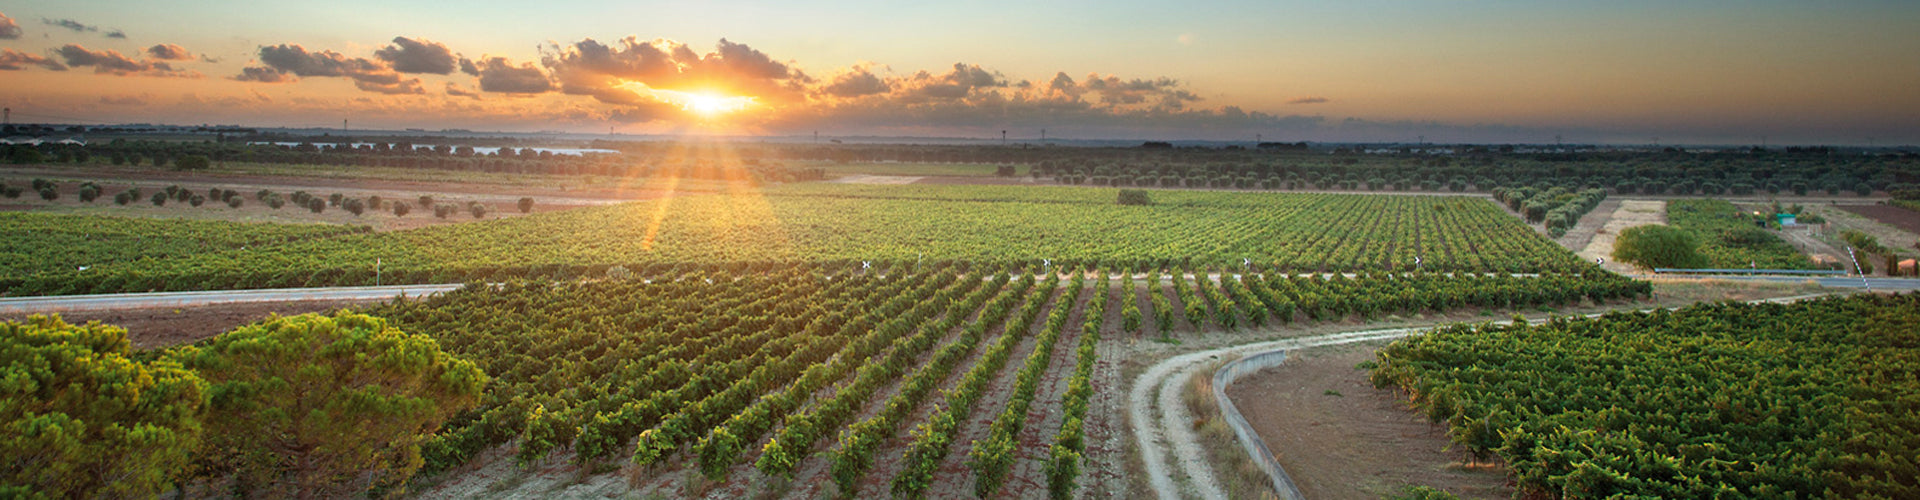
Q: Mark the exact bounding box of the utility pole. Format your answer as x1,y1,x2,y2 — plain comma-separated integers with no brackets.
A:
1001,130,1007,145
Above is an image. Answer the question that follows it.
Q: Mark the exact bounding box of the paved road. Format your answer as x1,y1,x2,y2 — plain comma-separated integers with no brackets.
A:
1635,274,1920,290
0,284,465,314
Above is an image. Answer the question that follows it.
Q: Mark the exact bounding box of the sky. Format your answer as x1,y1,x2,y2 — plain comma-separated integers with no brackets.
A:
0,0,1916,144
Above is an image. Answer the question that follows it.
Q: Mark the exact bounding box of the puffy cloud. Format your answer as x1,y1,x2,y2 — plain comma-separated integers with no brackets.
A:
105,29,126,39
1287,96,1329,105
238,44,421,94
0,49,65,71
233,66,292,83
374,36,456,74
146,44,192,60
458,57,480,76
42,18,95,33
539,37,808,106
56,44,198,77
820,63,890,98
0,12,21,39
445,82,481,99
474,56,552,94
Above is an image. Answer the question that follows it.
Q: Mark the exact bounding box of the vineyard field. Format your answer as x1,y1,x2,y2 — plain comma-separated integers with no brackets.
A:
358,265,1645,498
2,185,1600,296
1369,293,1920,498
0,213,367,282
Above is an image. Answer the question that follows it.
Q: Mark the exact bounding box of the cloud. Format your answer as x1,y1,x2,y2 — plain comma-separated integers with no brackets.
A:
200,54,221,63
237,43,421,94
474,56,553,94
0,48,65,71
820,63,890,98
539,37,809,106
458,57,480,76
233,66,293,83
445,82,481,99
105,29,125,39
100,95,147,106
146,44,192,60
42,18,95,33
56,44,198,77
1286,96,1329,105
0,12,21,39
375,36,456,74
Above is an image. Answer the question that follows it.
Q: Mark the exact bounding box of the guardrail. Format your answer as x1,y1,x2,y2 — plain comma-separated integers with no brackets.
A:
1653,268,1849,276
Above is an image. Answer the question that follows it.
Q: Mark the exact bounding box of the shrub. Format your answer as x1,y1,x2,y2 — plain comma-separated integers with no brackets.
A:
344,198,366,216
189,195,206,207
227,197,243,209
308,198,325,213
418,195,434,208
267,195,285,209
470,203,487,219
78,186,99,203
1116,189,1153,206
368,195,383,210
169,313,486,498
1612,224,1706,269
0,316,206,499
392,202,411,217
113,192,131,205
328,193,344,207
174,155,210,170
37,188,57,201
151,192,167,206
518,197,535,213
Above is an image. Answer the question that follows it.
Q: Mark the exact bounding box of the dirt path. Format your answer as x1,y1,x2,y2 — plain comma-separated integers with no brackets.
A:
1579,200,1666,274
1226,346,1509,499
1555,198,1620,252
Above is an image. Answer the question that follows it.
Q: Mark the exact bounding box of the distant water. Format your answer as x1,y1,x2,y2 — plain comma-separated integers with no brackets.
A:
250,142,618,156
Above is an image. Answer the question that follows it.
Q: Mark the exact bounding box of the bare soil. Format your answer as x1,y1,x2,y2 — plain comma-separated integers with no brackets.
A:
1226,345,1511,499
0,164,727,231
1579,200,1666,274
1836,204,1920,239
8,299,376,349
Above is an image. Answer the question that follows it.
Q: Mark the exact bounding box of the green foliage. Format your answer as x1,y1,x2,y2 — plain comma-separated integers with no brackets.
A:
1665,200,1813,269
1611,224,1704,269
1386,486,1463,500
0,213,364,287
1116,189,1153,206
170,312,487,498
174,155,211,170
1370,294,1920,498
6,186,1601,296
0,316,206,499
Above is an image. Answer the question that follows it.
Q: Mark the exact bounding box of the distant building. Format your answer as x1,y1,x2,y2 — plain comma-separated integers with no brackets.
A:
1776,213,1796,226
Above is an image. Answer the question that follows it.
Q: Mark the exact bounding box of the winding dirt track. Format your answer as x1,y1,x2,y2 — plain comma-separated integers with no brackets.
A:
1130,293,1839,500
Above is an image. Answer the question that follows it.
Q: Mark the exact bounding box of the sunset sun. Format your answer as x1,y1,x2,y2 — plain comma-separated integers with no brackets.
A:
669,90,754,118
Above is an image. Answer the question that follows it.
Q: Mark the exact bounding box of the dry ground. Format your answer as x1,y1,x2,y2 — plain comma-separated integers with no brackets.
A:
1578,200,1666,274
1227,345,1511,499
6,299,377,349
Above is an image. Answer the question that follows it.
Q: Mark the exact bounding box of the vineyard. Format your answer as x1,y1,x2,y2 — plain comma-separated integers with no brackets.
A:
1368,293,1920,498
0,213,368,282
347,264,1645,498
1,186,1600,296
1666,199,1817,269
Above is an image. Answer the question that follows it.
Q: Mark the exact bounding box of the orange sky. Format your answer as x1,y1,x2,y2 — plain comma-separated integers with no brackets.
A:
1,1,1917,144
